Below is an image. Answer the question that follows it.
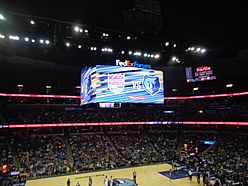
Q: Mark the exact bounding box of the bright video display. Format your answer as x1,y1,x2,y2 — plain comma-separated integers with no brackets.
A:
80,65,164,105
185,66,217,83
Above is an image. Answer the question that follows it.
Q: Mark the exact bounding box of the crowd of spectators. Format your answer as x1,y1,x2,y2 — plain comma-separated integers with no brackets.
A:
0,108,161,124
0,128,247,185
109,133,162,165
0,137,14,171
69,134,126,172
149,132,178,161
14,134,70,177
1,97,248,125
181,133,248,185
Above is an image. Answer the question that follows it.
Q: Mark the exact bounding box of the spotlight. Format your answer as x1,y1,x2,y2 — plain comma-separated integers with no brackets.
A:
134,52,141,56
0,13,5,20
79,29,83,33
84,29,88,33
90,47,94,50
39,39,44,44
191,47,195,51
0,34,5,39
144,53,148,57
154,54,160,59
74,26,80,32
102,48,110,52
172,57,177,61
201,49,206,53
78,45,82,48
45,40,49,44
128,51,132,55
24,37,29,42
196,48,201,52
93,47,97,51
103,33,106,36
31,39,35,43
165,42,169,46
17,84,24,88
46,85,52,89
173,44,177,48
121,51,125,54
127,36,131,40
66,42,70,47
9,35,20,40
151,54,154,58
147,54,151,57
226,84,233,88
30,20,35,24
193,87,199,91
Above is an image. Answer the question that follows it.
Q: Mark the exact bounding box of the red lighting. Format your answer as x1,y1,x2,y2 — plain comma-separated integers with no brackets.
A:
1,91,248,100
128,96,146,100
5,121,248,128
196,66,211,72
7,122,147,128
165,92,248,100
183,121,248,126
0,93,79,99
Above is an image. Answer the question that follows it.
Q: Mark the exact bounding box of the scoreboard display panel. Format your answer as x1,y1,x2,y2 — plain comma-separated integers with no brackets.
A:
185,66,217,83
80,65,164,105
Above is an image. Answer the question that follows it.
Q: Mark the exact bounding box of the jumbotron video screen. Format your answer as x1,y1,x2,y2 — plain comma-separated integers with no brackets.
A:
80,65,164,105
185,66,217,83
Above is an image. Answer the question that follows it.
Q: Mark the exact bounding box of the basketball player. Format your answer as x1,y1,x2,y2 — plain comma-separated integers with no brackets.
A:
109,176,113,186
197,172,201,184
188,169,193,181
89,176,92,186
104,176,108,186
67,178,71,186
133,170,137,183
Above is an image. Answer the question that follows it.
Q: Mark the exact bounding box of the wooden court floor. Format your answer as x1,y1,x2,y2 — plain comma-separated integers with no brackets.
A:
26,164,201,186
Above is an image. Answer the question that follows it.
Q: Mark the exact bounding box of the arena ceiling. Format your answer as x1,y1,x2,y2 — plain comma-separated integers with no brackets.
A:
1,0,246,49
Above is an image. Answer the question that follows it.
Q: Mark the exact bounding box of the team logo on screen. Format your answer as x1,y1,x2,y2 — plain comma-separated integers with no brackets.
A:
143,75,161,95
108,73,125,94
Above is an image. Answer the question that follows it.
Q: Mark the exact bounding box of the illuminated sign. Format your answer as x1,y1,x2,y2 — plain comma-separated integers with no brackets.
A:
185,66,216,83
2,164,8,173
80,65,164,105
196,66,211,72
203,140,216,145
116,59,151,69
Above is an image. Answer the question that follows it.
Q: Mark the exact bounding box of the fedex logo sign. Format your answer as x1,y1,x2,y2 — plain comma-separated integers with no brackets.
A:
116,59,151,69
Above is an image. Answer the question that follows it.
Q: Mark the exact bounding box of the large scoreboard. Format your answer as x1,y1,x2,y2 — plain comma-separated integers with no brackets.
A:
80,65,164,105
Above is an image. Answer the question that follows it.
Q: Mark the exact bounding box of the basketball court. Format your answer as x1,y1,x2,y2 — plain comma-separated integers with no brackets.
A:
26,164,201,186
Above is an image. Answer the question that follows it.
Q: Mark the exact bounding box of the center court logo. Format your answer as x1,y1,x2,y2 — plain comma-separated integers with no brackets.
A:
108,73,125,94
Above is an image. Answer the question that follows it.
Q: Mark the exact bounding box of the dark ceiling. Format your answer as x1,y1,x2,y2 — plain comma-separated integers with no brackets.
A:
1,0,247,48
